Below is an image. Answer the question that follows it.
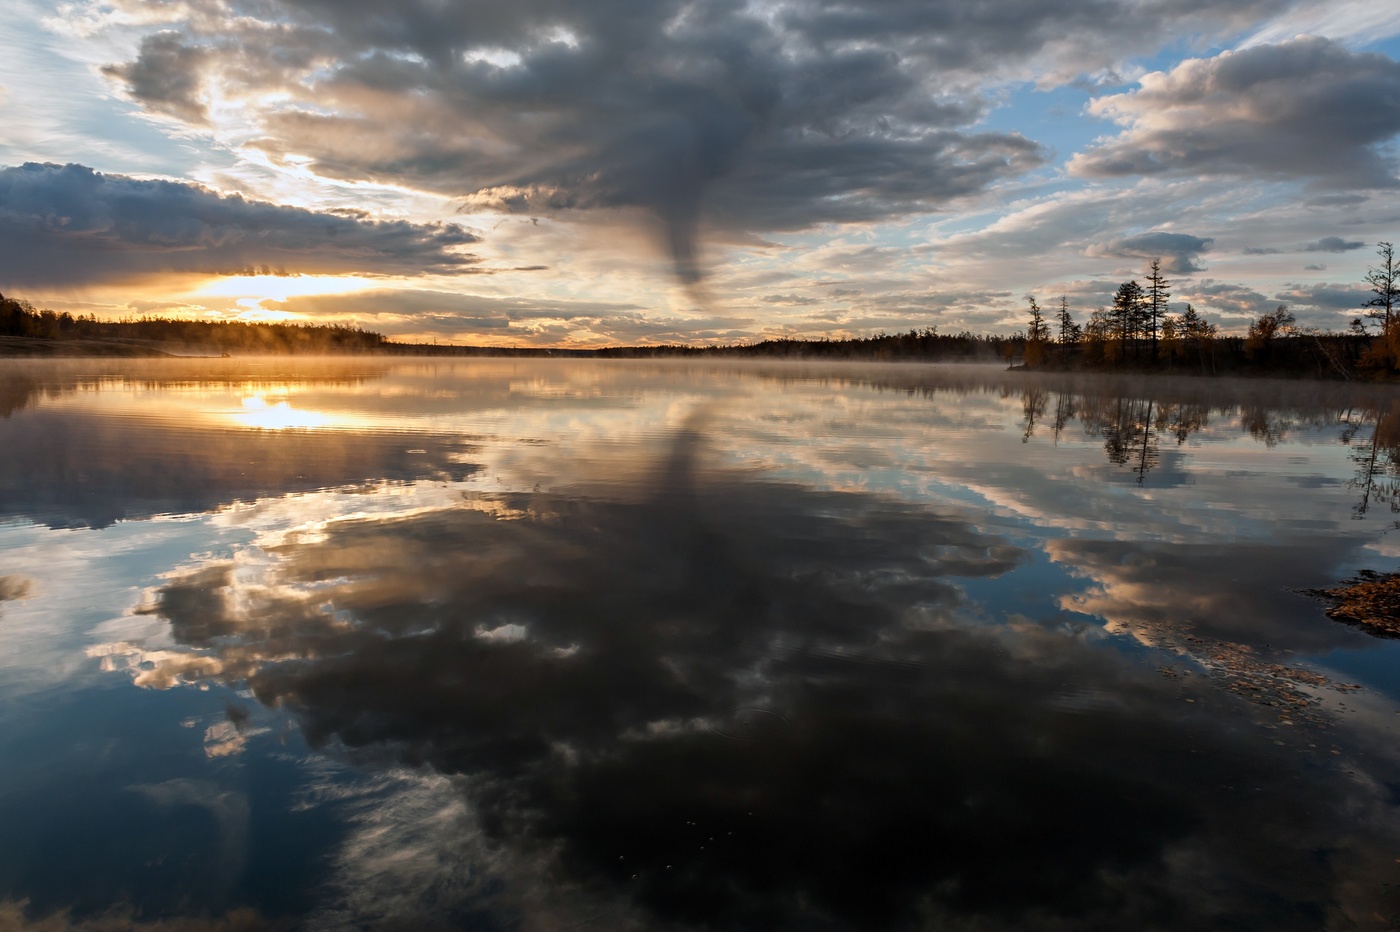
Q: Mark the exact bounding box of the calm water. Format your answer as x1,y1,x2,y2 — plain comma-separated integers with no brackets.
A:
2,358,1399,930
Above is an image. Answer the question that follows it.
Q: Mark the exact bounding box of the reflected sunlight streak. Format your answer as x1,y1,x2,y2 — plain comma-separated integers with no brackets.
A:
236,395,329,430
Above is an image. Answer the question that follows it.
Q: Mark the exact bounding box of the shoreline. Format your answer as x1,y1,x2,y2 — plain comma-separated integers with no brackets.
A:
1,337,1392,382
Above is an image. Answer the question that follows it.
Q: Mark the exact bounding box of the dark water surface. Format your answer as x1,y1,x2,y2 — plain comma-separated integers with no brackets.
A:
1,358,1399,930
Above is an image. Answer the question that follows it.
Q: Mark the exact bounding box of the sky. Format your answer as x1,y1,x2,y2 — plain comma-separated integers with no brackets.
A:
1,0,1399,346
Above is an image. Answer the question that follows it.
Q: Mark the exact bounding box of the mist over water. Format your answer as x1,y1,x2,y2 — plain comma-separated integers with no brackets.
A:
1,358,1399,930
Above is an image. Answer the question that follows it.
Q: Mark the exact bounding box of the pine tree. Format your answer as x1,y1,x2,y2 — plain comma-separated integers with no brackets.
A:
1026,296,1050,367
1144,259,1169,361
1177,303,1215,373
1110,281,1143,361
1026,297,1050,342
1056,296,1079,345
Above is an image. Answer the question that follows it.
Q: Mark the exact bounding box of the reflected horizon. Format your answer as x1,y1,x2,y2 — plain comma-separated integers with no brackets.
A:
2,358,1399,929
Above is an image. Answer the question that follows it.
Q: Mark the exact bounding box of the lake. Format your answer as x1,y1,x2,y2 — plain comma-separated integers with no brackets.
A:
1,357,1398,930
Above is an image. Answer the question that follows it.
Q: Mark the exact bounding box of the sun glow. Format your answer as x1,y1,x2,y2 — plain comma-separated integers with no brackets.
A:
195,274,382,303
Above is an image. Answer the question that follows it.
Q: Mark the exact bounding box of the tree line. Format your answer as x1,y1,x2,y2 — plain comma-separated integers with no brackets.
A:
0,295,385,354
1018,243,1400,380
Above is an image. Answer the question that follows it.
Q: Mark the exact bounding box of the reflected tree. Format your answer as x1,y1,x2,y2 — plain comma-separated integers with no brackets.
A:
1156,402,1210,446
1051,390,1078,443
1083,396,1160,483
1241,403,1294,448
1021,386,1049,442
1346,399,1400,521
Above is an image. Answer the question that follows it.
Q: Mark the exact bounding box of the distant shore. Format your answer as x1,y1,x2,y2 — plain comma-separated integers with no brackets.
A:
1,293,1394,381
0,333,1387,382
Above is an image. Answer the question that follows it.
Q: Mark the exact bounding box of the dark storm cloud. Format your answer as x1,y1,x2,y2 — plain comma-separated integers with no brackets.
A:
1071,37,1400,188
133,427,1400,929
1085,231,1213,273
100,31,211,124
0,163,482,288
1304,236,1366,253
95,0,1307,285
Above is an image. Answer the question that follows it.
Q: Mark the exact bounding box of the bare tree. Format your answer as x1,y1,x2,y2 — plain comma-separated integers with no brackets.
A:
1244,305,1296,361
1363,241,1399,331
1362,242,1400,369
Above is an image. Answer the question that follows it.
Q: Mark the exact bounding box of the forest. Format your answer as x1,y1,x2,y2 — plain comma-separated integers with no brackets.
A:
0,298,384,354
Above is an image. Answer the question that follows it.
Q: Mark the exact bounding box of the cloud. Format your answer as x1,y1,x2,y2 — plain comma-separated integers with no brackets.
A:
1085,231,1214,273
1070,36,1400,188
1241,238,1365,257
273,289,645,328
1050,538,1367,653
103,0,1329,284
1272,281,1369,314
1303,236,1366,252
100,31,210,124
0,162,482,288
760,293,820,306
98,0,1053,288
272,288,753,344
1179,279,1273,316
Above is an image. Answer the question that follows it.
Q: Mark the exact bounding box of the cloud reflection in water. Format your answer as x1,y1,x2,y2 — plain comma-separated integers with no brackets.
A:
126,427,1400,930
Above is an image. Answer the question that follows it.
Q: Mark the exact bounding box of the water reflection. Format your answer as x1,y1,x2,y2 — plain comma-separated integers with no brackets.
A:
994,374,1400,532
0,358,390,419
113,429,1399,929
1344,398,1400,521
3,360,1400,929
0,414,481,528
0,361,479,528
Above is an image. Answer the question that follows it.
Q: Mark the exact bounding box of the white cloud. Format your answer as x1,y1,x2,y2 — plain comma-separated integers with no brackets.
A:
1070,36,1400,189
